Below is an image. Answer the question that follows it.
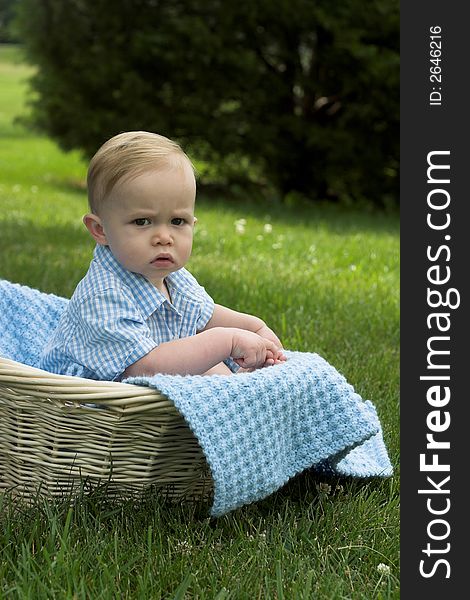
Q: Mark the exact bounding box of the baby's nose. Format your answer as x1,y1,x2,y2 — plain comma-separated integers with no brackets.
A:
152,226,172,244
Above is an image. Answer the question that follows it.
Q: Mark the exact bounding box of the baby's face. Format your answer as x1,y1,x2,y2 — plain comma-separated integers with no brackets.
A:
97,161,196,287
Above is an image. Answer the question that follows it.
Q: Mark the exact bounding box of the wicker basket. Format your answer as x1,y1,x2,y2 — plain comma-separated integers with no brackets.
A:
0,357,213,501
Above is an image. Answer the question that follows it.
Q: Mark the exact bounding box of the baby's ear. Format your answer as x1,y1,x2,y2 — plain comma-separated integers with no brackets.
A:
83,213,107,245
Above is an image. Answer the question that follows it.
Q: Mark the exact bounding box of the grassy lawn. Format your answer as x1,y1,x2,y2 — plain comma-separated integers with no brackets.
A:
0,44,399,599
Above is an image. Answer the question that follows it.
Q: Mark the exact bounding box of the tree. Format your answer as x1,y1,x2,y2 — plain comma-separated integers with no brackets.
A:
0,0,20,42
17,0,399,204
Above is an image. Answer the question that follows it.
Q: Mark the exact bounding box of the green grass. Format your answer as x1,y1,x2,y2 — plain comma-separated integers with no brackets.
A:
0,44,399,599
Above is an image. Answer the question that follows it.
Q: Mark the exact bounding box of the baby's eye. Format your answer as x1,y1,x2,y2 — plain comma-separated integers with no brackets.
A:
171,217,186,226
133,218,151,226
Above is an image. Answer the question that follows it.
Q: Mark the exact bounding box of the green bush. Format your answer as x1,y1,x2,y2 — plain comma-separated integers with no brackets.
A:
0,0,19,42
17,0,398,204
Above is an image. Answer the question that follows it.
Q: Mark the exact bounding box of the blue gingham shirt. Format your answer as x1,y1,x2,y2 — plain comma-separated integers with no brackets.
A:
39,245,224,380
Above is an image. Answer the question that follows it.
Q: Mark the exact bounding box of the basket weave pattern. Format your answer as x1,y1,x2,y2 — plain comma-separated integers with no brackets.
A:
0,357,213,500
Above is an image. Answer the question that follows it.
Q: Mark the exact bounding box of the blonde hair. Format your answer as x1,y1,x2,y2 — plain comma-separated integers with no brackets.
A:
87,131,195,214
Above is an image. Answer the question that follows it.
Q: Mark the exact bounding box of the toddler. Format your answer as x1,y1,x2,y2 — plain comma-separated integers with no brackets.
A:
39,131,286,380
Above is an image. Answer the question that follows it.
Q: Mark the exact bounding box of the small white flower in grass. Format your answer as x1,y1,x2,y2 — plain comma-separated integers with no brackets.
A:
12,184,21,193
175,540,192,555
256,235,264,241
234,219,246,234
349,264,357,271
272,242,282,250
263,223,273,234
30,185,39,193
377,563,391,575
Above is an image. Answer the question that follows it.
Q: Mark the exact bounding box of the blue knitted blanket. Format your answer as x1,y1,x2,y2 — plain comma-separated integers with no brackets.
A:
0,279,392,516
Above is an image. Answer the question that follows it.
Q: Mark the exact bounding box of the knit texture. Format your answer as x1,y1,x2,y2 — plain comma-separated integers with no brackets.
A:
0,279,68,367
0,279,393,516
127,358,392,515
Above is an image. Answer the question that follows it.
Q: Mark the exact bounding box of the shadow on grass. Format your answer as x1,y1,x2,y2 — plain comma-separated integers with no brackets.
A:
0,468,397,529
0,219,93,296
40,177,399,237
197,187,399,236
45,174,88,196
0,195,398,294
0,169,398,286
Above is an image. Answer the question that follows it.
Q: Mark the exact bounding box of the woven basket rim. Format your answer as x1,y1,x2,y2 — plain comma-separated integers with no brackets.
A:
0,356,140,388
0,356,169,407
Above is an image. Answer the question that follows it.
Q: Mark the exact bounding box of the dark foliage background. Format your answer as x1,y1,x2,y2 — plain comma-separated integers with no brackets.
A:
0,0,19,42
15,0,399,205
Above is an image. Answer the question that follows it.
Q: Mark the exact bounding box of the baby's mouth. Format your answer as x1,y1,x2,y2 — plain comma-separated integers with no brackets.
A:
151,254,174,265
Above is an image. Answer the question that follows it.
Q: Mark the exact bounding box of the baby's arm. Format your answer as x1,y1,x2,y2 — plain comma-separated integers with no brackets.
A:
121,327,279,378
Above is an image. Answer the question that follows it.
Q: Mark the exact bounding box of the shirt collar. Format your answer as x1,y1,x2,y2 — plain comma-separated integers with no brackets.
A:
93,245,171,318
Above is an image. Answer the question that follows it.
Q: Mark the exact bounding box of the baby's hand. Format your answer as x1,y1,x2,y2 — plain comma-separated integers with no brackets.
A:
237,347,286,372
230,329,279,369
265,348,287,366
255,324,287,363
